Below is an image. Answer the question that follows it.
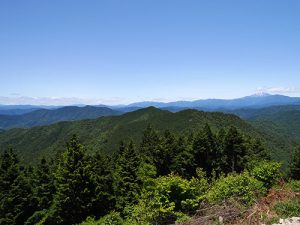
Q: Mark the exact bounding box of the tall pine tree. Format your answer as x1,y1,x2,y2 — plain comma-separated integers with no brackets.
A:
223,126,246,173
113,141,141,210
0,148,35,225
43,135,94,225
193,124,219,177
140,125,166,176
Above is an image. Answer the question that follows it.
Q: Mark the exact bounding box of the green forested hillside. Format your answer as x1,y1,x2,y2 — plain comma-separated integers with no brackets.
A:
0,107,293,164
0,106,122,129
245,106,300,143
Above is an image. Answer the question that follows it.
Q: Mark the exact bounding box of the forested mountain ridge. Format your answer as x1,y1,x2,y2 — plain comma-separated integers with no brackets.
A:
226,105,300,143
0,106,122,129
227,105,300,119
0,107,278,164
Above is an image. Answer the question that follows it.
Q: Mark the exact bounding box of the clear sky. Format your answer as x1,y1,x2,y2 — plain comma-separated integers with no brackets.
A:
0,0,300,105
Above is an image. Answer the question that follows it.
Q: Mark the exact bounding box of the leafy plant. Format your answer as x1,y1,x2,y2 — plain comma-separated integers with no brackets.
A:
249,161,282,188
127,172,209,224
206,172,266,205
275,199,300,218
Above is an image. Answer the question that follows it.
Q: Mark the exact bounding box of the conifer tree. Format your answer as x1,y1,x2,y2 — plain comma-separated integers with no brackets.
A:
113,141,141,210
193,124,219,176
0,148,34,225
140,125,166,176
89,153,115,217
170,136,195,178
34,158,55,210
223,126,246,173
246,139,270,162
44,135,94,225
24,158,55,225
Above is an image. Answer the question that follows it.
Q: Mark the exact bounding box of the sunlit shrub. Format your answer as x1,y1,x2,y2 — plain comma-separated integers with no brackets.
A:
206,172,266,205
80,212,123,225
127,171,209,224
249,161,282,188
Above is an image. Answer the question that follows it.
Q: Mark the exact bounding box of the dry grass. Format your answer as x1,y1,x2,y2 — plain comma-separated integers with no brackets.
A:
182,200,245,225
242,181,299,225
181,181,300,225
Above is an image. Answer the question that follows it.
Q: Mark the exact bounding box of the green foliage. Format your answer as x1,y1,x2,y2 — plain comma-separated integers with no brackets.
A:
88,153,115,217
286,180,300,192
0,124,287,225
137,162,157,189
193,124,219,177
32,158,55,211
275,198,300,218
140,125,171,176
170,136,195,178
222,126,247,174
206,172,266,205
127,172,208,224
0,107,269,164
113,141,141,210
0,148,35,225
80,212,123,225
42,135,96,225
249,161,282,188
25,209,48,225
288,146,300,180
0,106,121,129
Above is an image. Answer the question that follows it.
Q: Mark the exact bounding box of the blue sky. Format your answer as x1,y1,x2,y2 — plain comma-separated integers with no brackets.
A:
0,0,299,105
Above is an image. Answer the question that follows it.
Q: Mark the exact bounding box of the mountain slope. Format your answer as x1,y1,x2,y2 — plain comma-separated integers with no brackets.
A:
0,106,122,129
0,107,274,164
238,105,300,143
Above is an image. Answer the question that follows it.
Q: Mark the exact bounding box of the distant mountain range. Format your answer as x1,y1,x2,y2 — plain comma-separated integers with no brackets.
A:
1,94,300,115
0,93,299,130
0,106,122,129
0,104,59,115
126,94,300,110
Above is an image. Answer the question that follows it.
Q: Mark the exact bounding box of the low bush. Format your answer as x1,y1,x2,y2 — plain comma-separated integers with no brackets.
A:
126,171,209,224
206,172,266,205
249,161,282,188
80,212,123,225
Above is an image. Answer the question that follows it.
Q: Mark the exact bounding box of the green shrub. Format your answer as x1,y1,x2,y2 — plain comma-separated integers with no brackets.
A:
80,217,98,225
25,210,47,225
206,172,266,205
80,212,123,225
249,161,282,188
127,172,209,224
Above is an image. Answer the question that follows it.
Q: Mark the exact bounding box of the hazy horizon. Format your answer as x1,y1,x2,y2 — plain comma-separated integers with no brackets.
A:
0,92,300,106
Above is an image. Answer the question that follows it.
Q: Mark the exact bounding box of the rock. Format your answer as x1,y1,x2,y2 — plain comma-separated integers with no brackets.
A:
271,217,300,225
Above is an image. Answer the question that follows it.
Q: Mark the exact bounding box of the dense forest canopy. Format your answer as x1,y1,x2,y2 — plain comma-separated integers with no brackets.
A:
0,107,295,164
1,124,299,225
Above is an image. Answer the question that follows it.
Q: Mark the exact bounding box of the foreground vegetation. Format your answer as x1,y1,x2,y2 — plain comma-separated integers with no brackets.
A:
1,124,300,225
